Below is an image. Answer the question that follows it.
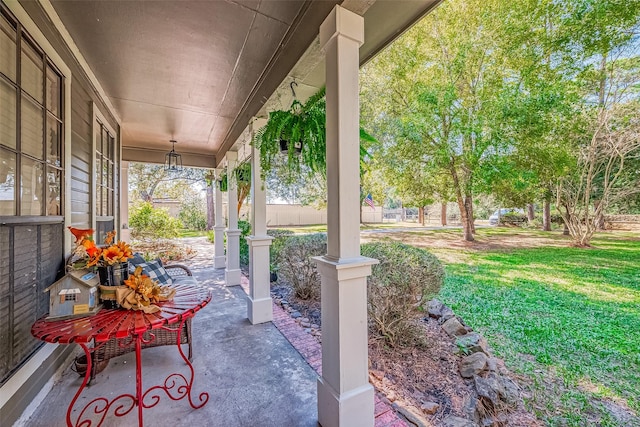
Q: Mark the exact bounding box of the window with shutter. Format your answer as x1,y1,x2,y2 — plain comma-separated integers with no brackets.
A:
0,4,65,385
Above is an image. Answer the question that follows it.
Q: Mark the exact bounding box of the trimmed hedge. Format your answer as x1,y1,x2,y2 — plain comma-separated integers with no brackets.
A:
275,235,445,347
278,233,326,300
267,228,295,272
362,241,445,347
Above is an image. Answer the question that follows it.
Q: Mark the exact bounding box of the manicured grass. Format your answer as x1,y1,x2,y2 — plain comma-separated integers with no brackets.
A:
274,224,327,234
437,232,640,425
178,229,208,238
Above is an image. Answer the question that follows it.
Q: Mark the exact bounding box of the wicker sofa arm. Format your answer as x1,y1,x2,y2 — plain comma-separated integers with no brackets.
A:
164,264,193,277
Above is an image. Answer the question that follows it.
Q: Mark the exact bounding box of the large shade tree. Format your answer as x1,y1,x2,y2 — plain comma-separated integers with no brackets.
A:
362,0,515,241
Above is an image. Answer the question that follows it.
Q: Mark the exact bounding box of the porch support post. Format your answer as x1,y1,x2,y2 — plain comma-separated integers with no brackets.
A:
214,168,226,269
225,151,241,286
315,6,376,427
247,120,273,324
120,161,131,243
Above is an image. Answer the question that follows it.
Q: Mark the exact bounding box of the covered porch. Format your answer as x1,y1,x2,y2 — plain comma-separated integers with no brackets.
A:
0,0,442,425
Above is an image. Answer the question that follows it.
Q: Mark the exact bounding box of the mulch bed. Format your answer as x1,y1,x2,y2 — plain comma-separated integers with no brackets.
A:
271,282,541,426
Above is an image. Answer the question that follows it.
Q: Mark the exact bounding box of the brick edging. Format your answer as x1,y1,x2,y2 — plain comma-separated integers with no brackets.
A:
239,276,407,427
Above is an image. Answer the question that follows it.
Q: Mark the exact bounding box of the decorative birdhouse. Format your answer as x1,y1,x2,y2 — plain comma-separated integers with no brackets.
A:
43,269,101,320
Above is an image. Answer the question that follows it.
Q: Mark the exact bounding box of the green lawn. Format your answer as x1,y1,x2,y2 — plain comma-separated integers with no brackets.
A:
178,229,208,238
437,232,640,426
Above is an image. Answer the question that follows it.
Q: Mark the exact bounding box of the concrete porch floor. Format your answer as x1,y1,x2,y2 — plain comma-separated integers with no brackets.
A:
22,266,319,427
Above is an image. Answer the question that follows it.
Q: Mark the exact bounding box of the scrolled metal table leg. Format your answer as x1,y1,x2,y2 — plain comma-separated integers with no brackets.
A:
141,317,209,410
69,343,136,427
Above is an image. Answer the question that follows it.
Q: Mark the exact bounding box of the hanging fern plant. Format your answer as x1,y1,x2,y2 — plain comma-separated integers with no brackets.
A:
254,87,327,179
253,87,376,180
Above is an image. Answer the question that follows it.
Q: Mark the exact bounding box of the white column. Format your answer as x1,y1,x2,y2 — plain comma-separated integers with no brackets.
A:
120,161,131,243
247,119,273,324
314,7,377,427
214,168,226,269
225,151,241,286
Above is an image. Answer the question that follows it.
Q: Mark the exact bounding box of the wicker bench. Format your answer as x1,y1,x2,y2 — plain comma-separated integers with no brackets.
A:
80,263,198,381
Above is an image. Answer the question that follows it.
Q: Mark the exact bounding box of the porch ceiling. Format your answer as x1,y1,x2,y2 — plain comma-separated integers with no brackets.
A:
49,0,441,168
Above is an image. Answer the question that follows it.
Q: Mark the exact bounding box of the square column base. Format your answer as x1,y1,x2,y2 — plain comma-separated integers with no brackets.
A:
214,255,226,269
214,226,226,269
225,268,241,286
247,296,273,324
318,378,374,427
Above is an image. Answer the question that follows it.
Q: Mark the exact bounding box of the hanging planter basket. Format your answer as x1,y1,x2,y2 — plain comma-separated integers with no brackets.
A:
279,139,302,154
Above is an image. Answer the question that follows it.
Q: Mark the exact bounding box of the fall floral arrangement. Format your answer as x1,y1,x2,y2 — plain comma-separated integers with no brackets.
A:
116,266,176,313
68,227,133,269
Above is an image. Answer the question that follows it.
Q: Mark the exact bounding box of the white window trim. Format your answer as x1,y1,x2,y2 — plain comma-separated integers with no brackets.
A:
92,102,119,234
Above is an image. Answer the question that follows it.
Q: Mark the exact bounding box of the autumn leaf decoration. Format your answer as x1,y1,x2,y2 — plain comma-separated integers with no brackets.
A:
69,227,133,269
117,266,176,313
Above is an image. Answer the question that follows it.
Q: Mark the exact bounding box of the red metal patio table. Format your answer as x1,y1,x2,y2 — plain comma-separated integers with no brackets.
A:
31,282,212,427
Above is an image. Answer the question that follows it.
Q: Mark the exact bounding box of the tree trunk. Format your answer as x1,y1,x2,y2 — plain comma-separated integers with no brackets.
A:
456,199,474,242
527,204,535,222
418,207,424,226
206,182,215,230
441,202,447,226
465,195,475,234
237,185,250,215
594,200,605,230
449,164,473,241
543,198,551,231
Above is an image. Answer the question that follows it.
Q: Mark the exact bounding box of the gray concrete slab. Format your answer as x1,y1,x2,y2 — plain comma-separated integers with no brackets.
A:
23,267,319,427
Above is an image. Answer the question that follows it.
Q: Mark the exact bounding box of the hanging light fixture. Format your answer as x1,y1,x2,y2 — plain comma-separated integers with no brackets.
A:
164,139,183,172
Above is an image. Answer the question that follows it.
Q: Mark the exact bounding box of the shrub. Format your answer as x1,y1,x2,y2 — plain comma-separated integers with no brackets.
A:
130,202,181,240
279,233,326,300
499,212,527,226
206,230,215,244
527,214,565,230
239,220,251,267
179,200,207,231
361,241,445,347
267,228,295,272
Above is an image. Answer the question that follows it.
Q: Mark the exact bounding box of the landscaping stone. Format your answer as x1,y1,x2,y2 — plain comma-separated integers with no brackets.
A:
500,375,521,404
393,403,429,427
460,352,488,378
442,317,468,337
301,321,311,328
291,311,301,319
427,299,444,318
442,415,477,427
439,305,456,323
420,401,439,415
487,357,498,372
474,373,504,407
462,395,480,423
455,332,489,355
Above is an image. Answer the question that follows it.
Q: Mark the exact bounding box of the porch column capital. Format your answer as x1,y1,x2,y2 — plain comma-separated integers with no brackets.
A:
320,6,364,50
226,150,238,162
